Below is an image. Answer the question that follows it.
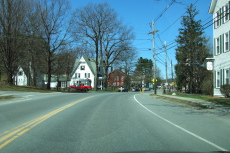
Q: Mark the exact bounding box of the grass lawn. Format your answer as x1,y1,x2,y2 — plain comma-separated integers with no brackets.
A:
0,84,55,93
175,94,230,106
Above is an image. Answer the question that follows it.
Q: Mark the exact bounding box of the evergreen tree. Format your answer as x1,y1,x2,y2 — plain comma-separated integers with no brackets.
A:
175,4,210,94
134,57,153,87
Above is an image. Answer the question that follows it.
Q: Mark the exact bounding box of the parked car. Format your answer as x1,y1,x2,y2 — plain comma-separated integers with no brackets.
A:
118,86,128,92
133,86,140,91
70,83,91,92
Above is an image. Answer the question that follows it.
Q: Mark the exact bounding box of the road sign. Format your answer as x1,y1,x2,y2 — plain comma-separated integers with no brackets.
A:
207,61,213,70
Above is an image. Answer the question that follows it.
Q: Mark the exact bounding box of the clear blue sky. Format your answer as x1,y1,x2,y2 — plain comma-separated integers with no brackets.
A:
69,0,213,79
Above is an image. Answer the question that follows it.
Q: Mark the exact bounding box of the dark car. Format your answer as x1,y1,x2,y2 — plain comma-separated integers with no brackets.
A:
132,86,140,91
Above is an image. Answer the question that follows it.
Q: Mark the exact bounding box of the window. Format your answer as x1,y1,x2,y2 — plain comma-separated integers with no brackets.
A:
225,4,229,22
216,38,220,54
216,11,220,27
61,82,66,88
226,69,229,84
217,71,220,88
80,65,85,70
225,33,229,51
18,71,23,76
85,73,90,78
75,73,80,78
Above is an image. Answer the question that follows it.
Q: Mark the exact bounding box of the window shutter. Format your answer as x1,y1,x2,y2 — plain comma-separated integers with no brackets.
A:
214,38,216,55
214,12,217,29
220,35,222,54
214,71,216,88
220,69,222,86
219,36,221,54
229,68,230,84
219,8,222,26
223,69,225,84
221,34,224,54
222,7,225,24
229,1,230,20
229,31,230,51
223,34,225,53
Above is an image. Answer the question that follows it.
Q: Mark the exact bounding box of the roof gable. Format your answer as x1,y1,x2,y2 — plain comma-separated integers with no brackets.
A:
70,56,98,77
109,69,126,76
208,0,217,14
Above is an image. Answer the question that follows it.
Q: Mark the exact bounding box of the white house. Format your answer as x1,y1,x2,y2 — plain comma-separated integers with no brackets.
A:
14,56,105,89
43,74,69,89
209,0,230,96
14,67,27,86
70,56,104,89
14,66,69,89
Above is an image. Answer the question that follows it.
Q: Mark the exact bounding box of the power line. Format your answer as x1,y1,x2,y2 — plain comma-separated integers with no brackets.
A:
156,55,165,65
157,6,229,53
154,0,176,23
159,0,200,35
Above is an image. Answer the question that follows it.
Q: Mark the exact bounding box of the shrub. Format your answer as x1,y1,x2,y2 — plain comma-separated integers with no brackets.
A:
220,84,230,98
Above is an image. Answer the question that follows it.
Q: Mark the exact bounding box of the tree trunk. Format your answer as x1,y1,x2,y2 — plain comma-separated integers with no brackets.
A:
47,52,52,89
104,66,109,90
8,72,14,85
94,41,99,91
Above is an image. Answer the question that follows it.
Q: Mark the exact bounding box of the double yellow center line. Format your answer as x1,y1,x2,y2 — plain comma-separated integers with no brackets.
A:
0,96,93,149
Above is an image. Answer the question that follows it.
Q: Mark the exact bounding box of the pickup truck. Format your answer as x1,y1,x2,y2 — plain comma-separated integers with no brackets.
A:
70,83,91,92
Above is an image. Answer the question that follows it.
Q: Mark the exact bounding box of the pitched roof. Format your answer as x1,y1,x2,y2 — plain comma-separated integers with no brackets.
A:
85,57,96,76
70,56,99,77
43,74,69,82
70,58,80,77
109,69,126,76
208,0,217,14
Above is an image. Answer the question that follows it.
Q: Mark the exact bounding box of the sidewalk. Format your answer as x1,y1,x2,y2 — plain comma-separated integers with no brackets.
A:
153,89,230,110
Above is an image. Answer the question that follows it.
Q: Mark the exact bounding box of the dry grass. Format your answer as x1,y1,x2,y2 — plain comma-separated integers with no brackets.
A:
0,84,54,93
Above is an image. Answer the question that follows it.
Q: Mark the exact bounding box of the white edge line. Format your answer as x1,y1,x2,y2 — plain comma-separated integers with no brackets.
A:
134,94,228,152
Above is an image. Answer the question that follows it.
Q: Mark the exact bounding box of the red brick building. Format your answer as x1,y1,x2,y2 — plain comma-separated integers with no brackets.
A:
108,69,126,87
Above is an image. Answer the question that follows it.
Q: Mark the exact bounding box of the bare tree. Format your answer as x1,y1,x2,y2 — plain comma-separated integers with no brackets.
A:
53,47,76,91
21,0,49,86
71,2,134,90
112,47,137,87
113,47,137,75
74,43,95,59
101,24,135,89
0,0,31,84
36,0,71,89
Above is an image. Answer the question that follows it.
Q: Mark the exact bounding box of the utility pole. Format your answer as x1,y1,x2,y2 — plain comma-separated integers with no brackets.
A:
171,59,174,89
164,41,168,85
148,20,158,94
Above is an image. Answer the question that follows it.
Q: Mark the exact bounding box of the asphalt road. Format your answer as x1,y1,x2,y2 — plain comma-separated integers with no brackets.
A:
0,91,230,153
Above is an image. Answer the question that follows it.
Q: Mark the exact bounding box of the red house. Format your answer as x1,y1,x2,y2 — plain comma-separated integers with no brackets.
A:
108,69,126,87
